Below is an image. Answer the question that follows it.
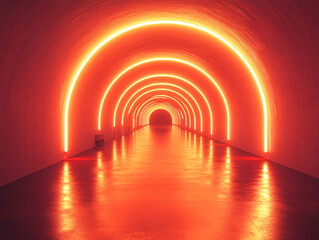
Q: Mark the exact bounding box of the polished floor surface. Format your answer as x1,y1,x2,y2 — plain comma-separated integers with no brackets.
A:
1,125,319,239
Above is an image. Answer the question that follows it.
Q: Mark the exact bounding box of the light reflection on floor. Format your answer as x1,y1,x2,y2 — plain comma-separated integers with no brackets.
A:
1,125,319,239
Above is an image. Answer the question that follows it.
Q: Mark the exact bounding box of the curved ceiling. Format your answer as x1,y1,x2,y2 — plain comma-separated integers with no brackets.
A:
65,21,269,154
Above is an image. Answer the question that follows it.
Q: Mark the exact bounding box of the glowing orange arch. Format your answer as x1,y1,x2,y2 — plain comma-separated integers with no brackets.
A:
133,99,183,129
123,91,190,129
139,102,180,126
113,74,213,134
65,20,268,152
140,103,180,127
126,84,201,130
135,102,158,127
98,58,228,139
135,95,189,128
123,86,200,131
141,104,181,127
148,103,182,126
133,96,187,128
142,103,180,126
128,88,196,130
129,89,196,130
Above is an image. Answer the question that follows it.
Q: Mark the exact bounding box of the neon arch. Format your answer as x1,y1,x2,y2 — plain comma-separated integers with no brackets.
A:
136,95,189,127
122,86,200,131
129,89,196,130
141,103,180,127
133,101,157,128
140,103,179,126
142,103,180,126
98,58,229,140
144,95,188,127
126,83,203,127
128,88,196,130
112,74,213,135
120,88,191,129
141,104,181,127
113,74,209,128
139,103,180,126
132,95,188,129
145,104,181,126
135,102,159,127
125,84,201,130
133,96,187,129
133,100,183,129
64,20,268,152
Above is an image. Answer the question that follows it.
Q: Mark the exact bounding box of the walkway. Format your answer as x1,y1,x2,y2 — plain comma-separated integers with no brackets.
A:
1,125,319,239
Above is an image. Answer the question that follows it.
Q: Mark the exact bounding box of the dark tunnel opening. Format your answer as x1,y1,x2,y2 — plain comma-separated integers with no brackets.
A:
149,109,172,125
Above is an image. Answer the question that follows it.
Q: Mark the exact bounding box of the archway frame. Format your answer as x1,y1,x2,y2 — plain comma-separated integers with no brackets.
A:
132,94,191,129
121,83,202,131
132,95,188,129
124,88,199,130
145,105,176,126
112,74,213,134
140,103,180,126
64,20,268,152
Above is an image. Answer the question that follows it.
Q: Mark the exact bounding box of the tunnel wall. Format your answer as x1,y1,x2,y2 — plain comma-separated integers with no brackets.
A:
0,0,318,186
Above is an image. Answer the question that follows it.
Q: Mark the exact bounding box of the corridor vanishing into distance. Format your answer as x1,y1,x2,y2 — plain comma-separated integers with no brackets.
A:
1,125,319,239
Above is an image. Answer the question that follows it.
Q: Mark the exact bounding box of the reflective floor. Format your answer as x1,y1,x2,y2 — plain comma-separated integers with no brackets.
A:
1,125,319,239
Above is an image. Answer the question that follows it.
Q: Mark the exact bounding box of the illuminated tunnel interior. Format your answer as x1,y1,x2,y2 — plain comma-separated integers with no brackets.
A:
1,0,319,238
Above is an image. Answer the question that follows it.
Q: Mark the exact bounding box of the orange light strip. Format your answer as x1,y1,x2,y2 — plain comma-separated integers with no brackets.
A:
125,95,188,129
145,103,181,126
138,102,180,127
113,74,213,134
141,95,188,127
133,99,178,127
98,58,227,139
131,91,194,129
123,86,199,131
65,20,268,153
126,84,201,130
134,97,185,128
133,101,155,129
131,94,190,129
140,103,181,126
133,96,187,128
135,102,158,128
133,101,156,128
143,104,179,126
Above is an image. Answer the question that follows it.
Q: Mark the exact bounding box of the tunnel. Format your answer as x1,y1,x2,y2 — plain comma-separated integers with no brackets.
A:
1,0,319,239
